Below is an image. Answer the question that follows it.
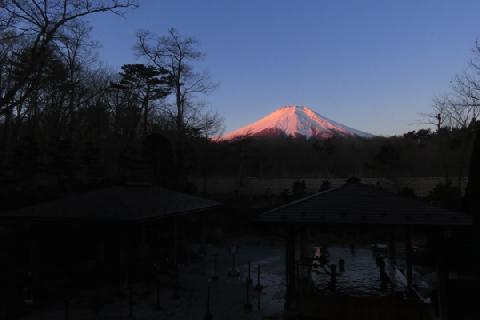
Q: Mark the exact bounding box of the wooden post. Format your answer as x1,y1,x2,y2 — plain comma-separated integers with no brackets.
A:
257,286,261,311
95,277,101,316
203,285,212,320
64,298,69,320
405,227,413,293
388,230,397,265
27,220,40,306
330,264,337,292
244,280,252,312
228,251,240,277
436,229,449,320
386,229,397,289
95,230,103,317
1,284,8,320
350,244,355,254
255,264,263,292
247,260,252,284
211,254,219,281
285,228,296,311
118,230,129,290
171,265,180,300
299,228,312,281
339,259,345,273
200,216,208,255
128,286,134,319
127,227,136,318
171,218,181,300
285,234,289,311
173,218,178,268
155,280,162,311
378,258,388,290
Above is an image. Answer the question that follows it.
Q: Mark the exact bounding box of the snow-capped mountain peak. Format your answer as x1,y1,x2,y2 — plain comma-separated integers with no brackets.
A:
223,105,373,139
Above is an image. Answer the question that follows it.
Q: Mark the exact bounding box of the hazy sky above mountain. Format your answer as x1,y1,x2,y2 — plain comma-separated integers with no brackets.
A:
88,0,480,136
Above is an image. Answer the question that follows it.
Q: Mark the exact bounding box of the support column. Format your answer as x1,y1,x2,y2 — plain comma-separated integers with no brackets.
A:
285,228,296,312
299,228,312,281
200,215,208,255
436,229,449,320
27,220,40,305
139,224,151,259
405,226,413,293
118,228,129,290
388,228,397,286
171,218,181,299
95,229,105,316
388,229,397,265
126,226,137,318
173,218,178,268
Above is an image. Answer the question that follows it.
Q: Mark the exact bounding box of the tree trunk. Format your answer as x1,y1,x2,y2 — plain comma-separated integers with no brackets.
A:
463,124,479,320
1,105,12,168
174,77,185,184
143,89,149,137
464,125,479,214
68,84,76,142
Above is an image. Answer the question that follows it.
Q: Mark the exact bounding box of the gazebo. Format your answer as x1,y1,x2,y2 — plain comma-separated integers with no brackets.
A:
0,185,220,315
257,181,472,320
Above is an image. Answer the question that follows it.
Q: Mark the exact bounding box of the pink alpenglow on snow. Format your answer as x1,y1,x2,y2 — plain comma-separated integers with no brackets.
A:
223,106,374,140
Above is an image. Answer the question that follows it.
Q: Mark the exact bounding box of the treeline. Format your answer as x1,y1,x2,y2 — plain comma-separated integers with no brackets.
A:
0,1,223,209
191,127,475,183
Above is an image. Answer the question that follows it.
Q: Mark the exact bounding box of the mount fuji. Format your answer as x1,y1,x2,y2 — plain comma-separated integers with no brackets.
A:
223,105,373,140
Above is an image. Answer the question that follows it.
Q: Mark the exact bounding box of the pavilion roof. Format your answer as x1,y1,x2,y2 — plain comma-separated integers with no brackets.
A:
258,183,472,226
0,185,220,222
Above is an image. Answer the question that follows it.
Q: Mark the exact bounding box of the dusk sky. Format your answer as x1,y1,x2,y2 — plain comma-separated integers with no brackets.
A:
88,0,480,136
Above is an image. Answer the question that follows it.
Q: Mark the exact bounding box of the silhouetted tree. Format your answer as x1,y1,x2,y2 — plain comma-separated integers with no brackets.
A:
142,133,173,185
464,123,480,214
112,64,170,137
0,0,138,115
375,140,400,166
135,28,221,179
136,28,216,134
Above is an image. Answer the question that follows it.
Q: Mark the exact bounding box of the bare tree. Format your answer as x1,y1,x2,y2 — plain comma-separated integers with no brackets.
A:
135,28,220,179
186,104,224,138
56,20,99,140
0,0,138,115
427,41,480,194
428,42,480,130
135,28,217,136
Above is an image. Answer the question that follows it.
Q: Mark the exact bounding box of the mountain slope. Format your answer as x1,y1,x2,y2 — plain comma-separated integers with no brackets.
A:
224,105,373,139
